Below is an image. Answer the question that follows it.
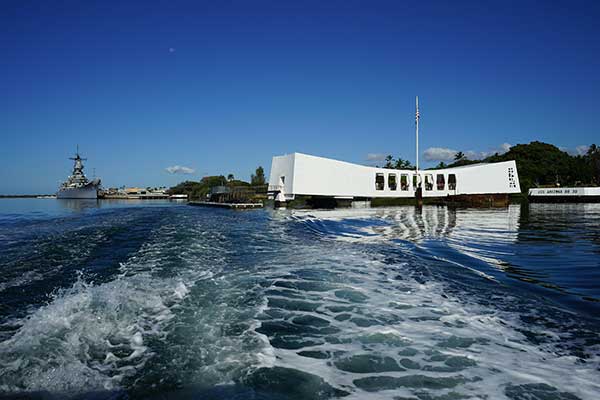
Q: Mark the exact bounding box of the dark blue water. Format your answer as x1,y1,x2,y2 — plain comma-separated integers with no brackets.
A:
0,199,598,399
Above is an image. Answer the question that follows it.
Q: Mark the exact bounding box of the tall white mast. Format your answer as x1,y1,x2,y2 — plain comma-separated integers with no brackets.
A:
415,96,419,172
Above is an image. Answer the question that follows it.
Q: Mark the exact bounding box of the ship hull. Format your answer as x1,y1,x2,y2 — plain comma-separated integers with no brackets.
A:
56,185,98,199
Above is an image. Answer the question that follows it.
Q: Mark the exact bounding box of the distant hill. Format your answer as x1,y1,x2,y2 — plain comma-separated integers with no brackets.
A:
438,141,599,193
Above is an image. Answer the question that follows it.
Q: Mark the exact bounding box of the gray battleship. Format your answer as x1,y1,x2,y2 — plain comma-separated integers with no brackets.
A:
57,150,101,199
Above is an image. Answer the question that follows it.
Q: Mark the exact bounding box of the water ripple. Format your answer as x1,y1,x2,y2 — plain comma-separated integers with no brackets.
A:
0,201,598,399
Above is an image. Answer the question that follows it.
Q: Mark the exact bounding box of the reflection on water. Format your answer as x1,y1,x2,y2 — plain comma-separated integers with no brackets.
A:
515,203,600,302
57,198,176,212
289,203,600,312
57,198,101,212
289,205,515,242
0,198,177,220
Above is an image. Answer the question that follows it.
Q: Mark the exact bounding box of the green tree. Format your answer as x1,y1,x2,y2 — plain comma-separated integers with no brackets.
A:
384,155,395,169
587,144,600,184
201,175,227,187
476,141,588,192
251,166,266,185
420,141,597,193
227,173,234,181
394,158,413,169
167,180,199,195
381,155,412,169
168,174,256,200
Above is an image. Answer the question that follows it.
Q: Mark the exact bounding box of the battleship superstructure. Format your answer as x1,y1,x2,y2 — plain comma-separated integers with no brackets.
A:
57,150,101,199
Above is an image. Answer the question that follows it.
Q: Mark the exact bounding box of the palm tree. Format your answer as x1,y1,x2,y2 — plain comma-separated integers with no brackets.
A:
394,158,413,169
384,155,394,169
587,144,600,183
454,151,465,161
251,166,265,185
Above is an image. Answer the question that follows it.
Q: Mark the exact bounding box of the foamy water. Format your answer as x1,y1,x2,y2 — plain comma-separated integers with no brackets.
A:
0,200,598,399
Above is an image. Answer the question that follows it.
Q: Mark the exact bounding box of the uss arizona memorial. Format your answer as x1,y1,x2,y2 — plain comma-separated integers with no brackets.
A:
267,97,521,207
268,152,520,206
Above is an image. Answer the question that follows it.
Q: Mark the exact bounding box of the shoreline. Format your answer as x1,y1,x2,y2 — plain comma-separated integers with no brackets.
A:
0,195,55,199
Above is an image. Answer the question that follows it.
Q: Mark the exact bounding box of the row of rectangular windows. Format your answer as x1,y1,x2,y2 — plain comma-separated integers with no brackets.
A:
375,173,457,191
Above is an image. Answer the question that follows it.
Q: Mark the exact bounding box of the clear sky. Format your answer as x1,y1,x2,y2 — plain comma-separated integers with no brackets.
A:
1,0,599,194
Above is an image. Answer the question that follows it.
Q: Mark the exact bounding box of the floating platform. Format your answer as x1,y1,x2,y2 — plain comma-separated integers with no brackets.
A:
100,195,170,200
528,187,600,203
188,201,264,209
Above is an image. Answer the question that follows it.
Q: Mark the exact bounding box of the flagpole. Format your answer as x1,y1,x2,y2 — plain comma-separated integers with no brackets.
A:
415,96,423,206
415,96,419,172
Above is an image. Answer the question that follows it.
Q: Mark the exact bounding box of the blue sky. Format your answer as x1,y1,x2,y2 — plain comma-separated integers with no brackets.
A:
1,0,599,194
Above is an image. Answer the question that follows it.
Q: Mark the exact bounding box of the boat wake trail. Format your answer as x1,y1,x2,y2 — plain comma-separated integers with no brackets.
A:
257,208,600,399
0,274,178,394
0,208,262,398
1,205,599,399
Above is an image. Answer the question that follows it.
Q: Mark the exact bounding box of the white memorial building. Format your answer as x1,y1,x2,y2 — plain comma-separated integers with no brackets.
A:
268,152,520,205
267,98,521,207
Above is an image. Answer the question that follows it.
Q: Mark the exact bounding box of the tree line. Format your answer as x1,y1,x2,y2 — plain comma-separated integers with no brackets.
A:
171,142,600,199
168,166,266,200
381,141,600,193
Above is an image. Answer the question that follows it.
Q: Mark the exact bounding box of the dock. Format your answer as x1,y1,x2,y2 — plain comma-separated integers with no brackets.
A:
100,194,170,200
528,187,600,203
188,201,263,209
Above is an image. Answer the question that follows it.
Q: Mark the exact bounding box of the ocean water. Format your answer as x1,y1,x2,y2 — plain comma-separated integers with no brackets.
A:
0,199,599,399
